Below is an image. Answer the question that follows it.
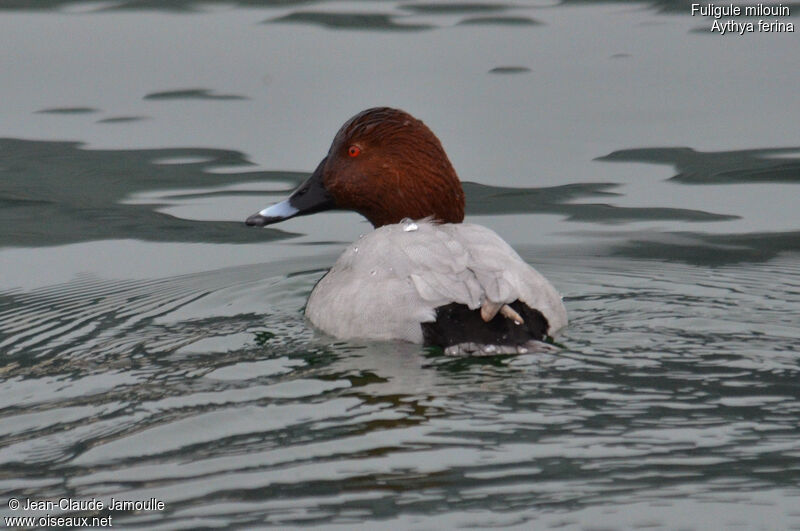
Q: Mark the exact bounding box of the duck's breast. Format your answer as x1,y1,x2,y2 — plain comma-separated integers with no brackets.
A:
304,220,567,343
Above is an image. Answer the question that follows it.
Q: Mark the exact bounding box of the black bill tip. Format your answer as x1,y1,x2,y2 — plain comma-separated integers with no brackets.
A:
245,213,270,227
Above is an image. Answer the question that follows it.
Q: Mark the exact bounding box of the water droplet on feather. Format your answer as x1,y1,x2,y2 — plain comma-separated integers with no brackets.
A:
402,218,419,232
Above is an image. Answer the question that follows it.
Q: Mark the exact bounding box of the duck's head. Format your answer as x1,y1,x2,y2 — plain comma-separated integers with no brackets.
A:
245,107,465,229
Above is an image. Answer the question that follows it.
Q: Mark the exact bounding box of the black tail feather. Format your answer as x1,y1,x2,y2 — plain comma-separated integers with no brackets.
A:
420,300,549,349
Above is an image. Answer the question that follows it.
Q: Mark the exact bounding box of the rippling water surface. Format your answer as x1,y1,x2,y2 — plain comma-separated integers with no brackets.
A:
1,1,799,529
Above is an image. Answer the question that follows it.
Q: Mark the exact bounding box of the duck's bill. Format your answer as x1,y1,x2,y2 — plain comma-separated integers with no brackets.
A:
245,158,335,227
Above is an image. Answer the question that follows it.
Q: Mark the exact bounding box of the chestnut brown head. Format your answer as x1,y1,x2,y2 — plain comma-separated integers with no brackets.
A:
246,107,465,228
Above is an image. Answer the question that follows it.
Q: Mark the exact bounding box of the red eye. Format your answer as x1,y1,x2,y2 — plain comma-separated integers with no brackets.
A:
348,145,361,157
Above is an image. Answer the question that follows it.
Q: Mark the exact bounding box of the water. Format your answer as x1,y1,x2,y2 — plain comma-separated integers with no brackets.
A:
1,1,799,529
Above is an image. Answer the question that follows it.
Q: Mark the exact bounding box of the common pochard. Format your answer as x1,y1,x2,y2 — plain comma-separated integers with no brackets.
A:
246,107,567,355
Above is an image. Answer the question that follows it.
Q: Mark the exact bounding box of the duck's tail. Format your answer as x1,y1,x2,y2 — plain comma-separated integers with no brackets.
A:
421,300,556,356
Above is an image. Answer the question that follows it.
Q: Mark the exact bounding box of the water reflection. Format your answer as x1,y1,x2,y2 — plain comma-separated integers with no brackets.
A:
1,138,758,249
464,181,736,223
488,66,532,74
96,116,149,123
399,3,514,15
610,229,800,265
601,146,800,185
595,145,800,264
268,11,434,31
460,16,542,26
35,107,100,114
143,88,249,101
0,139,301,247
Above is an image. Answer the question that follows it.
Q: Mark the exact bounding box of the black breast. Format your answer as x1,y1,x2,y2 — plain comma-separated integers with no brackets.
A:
420,300,550,349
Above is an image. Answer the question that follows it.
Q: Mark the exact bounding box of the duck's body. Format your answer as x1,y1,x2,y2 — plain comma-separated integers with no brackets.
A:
246,107,567,353
306,219,567,346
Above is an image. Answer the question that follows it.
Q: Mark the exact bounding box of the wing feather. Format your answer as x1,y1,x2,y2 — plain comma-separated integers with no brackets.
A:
306,220,567,342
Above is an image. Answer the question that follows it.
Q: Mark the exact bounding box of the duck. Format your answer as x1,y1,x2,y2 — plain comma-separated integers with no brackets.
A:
246,107,567,355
